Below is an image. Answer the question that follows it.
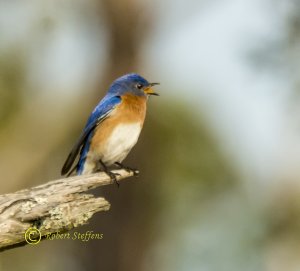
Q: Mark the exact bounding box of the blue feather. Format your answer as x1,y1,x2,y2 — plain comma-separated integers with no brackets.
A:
61,73,154,176
77,95,121,174
60,94,121,176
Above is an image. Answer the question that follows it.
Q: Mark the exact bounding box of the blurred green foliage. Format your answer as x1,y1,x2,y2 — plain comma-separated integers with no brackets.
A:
0,50,25,129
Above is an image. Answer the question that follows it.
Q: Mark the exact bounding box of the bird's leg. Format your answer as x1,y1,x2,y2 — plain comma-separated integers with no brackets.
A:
99,160,120,187
114,162,139,176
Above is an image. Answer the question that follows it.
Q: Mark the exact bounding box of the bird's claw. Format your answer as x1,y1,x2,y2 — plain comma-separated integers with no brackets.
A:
105,171,120,187
123,167,139,177
114,162,139,177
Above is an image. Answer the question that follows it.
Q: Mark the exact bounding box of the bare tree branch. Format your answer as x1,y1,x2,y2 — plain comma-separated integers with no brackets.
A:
0,169,136,252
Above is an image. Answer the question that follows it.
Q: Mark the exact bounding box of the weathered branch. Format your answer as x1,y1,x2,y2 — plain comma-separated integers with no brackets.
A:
0,169,136,252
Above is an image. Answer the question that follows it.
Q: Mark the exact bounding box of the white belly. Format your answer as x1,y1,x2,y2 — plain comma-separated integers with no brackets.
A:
101,122,142,165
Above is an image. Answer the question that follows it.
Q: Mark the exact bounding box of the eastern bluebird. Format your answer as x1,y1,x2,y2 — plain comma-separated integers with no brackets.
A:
61,73,159,182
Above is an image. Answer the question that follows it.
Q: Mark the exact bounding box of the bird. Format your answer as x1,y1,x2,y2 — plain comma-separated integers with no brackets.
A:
61,73,159,183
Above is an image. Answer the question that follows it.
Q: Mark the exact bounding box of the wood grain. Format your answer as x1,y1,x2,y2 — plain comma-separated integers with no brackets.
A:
0,169,136,252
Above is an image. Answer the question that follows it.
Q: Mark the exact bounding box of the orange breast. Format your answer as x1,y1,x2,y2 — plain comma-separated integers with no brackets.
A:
90,93,147,151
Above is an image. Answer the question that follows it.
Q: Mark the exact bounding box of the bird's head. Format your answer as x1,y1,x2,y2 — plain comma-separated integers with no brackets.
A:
108,73,159,97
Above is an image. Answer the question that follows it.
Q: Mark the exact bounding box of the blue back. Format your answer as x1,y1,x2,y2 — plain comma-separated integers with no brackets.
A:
77,95,121,174
61,73,151,176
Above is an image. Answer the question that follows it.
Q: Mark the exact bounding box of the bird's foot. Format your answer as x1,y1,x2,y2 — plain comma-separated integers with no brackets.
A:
105,170,121,187
99,160,121,187
114,162,139,176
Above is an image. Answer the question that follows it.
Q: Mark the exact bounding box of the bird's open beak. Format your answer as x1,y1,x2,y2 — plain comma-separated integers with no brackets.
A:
144,82,160,96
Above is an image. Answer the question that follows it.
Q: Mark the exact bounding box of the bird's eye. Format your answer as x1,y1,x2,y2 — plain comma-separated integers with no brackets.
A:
136,83,143,89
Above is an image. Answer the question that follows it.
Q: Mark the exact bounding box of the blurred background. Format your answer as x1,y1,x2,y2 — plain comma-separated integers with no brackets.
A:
1,0,300,270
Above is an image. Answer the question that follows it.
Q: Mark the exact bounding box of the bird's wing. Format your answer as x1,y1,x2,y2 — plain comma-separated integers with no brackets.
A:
61,95,122,176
